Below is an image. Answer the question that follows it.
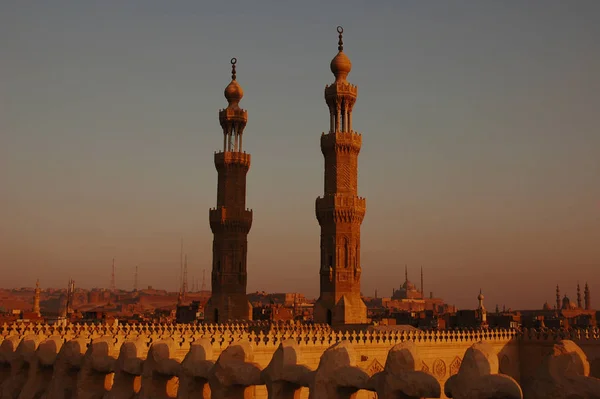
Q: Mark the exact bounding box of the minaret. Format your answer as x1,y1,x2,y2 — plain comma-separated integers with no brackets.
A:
33,280,41,317
315,27,367,326
205,58,253,323
556,285,560,310
420,266,424,296
577,282,582,308
585,283,591,310
477,289,487,325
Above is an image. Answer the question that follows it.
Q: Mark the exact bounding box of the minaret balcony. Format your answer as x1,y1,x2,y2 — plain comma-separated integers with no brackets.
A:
218,107,248,122
315,194,366,212
320,131,362,153
209,206,253,224
214,151,251,168
325,81,358,97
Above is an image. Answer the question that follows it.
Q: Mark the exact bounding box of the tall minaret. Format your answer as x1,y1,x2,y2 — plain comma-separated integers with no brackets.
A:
577,282,582,308
315,27,367,326
205,58,253,323
33,280,41,317
420,266,424,296
556,284,560,310
585,283,591,310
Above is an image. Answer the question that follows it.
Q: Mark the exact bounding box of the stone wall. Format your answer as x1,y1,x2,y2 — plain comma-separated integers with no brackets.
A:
0,322,599,398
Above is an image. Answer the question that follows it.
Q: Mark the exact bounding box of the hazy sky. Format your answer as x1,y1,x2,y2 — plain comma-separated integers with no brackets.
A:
2,1,599,309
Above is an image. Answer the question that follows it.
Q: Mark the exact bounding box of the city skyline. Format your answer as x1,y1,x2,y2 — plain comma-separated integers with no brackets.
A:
2,1,599,309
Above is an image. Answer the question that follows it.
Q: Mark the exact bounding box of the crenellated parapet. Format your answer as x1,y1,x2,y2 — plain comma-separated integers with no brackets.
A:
0,325,599,398
214,151,251,169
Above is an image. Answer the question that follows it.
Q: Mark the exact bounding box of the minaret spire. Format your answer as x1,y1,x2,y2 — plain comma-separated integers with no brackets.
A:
585,282,591,310
556,284,560,310
421,266,424,295
206,58,253,323
33,279,41,317
577,282,582,308
315,27,366,325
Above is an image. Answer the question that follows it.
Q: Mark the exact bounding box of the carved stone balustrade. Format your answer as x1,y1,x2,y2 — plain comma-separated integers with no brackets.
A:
309,340,370,399
261,339,312,399
209,340,263,399
523,339,600,398
177,338,214,399
45,338,88,399
1,334,40,399
76,336,118,399
139,338,181,399
444,342,522,399
106,339,145,399
369,341,441,399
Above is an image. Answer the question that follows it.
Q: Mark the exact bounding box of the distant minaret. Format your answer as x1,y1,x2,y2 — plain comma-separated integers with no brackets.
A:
556,285,560,310
405,265,408,286
110,258,116,292
477,289,487,325
585,283,591,310
33,280,41,317
577,282,582,308
182,254,188,303
420,266,424,295
134,265,139,292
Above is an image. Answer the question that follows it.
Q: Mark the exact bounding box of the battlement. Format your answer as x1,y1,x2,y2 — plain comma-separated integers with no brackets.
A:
1,323,598,398
214,151,251,168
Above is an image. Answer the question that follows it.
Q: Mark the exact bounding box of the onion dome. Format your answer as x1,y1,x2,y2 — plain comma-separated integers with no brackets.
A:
478,290,485,301
224,58,244,107
330,26,352,81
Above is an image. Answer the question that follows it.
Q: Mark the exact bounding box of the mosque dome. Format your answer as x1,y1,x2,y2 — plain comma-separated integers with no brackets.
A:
542,302,552,311
402,280,417,291
561,295,575,310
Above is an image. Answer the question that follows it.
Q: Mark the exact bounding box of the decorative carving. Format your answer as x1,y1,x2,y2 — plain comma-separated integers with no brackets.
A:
432,358,447,379
449,356,462,376
421,361,430,372
366,358,384,376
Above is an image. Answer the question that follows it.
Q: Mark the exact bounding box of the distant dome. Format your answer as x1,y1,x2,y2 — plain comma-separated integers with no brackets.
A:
478,292,485,301
402,280,417,291
561,296,576,310
542,302,552,311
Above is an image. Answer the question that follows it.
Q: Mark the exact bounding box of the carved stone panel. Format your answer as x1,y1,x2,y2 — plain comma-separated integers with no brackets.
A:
449,356,462,376
432,358,447,379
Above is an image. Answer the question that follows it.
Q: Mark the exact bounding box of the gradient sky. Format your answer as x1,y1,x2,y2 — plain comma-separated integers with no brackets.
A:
2,1,599,309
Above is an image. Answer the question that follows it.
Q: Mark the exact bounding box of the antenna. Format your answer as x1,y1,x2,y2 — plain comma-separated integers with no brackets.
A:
201,269,206,292
134,265,138,291
110,258,116,292
183,254,188,302
179,238,183,293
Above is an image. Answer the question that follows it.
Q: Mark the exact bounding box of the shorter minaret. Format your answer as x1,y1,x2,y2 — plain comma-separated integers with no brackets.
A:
577,282,582,308
585,283,591,310
33,280,41,317
477,289,487,326
420,266,424,296
556,285,560,310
